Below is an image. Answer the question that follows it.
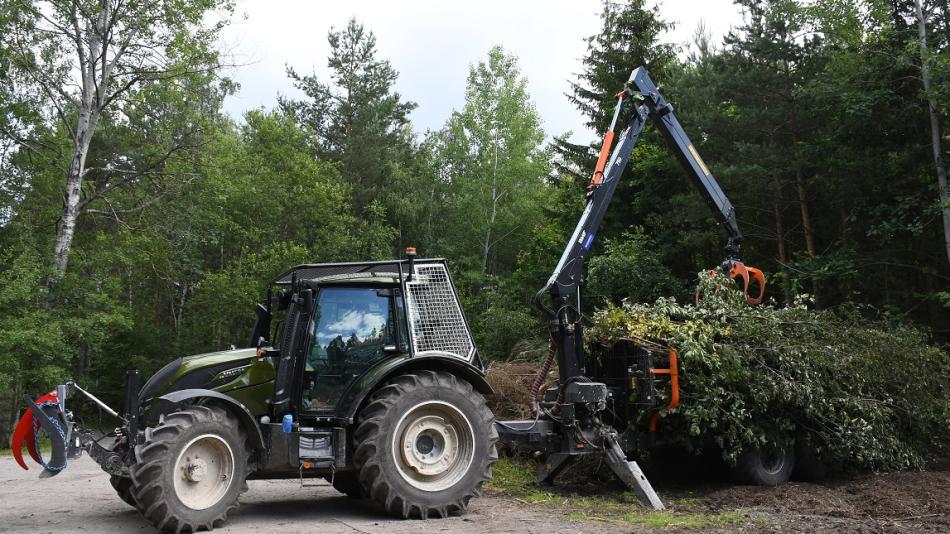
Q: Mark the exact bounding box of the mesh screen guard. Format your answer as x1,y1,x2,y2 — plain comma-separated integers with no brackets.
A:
404,263,476,361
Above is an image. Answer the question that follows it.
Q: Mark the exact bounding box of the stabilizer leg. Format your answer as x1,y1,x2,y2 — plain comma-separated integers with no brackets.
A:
603,434,664,510
537,453,574,485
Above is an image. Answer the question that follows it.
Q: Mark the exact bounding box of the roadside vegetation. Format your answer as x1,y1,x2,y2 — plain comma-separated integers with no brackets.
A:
486,458,752,529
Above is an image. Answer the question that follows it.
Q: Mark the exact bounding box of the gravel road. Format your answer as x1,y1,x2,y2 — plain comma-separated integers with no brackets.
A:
0,456,604,534
4,454,949,533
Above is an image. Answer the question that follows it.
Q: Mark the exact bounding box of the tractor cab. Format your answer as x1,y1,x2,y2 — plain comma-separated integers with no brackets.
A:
239,253,491,482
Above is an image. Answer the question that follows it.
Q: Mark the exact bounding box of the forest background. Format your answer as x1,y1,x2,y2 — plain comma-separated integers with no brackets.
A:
1,0,949,447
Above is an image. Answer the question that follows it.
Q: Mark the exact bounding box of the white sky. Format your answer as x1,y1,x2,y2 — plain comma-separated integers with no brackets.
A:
220,0,743,144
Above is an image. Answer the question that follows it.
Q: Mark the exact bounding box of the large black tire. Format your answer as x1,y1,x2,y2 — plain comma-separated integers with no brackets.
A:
328,471,366,499
110,474,137,507
730,446,795,486
793,436,830,482
129,405,249,533
353,370,498,518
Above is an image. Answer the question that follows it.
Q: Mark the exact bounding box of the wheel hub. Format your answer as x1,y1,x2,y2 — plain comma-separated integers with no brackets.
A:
184,457,208,482
401,415,457,476
761,451,785,475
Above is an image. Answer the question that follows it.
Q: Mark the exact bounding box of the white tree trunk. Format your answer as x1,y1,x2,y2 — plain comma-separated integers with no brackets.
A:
47,4,110,284
916,0,950,266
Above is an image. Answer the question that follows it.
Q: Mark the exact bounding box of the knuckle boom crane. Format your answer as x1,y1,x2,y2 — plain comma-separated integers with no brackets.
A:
496,66,765,509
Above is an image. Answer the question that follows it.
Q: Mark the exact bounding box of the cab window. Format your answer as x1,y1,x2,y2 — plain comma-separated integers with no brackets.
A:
303,287,395,412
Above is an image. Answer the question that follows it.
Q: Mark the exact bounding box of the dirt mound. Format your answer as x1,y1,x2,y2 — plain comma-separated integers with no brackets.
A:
699,470,950,519
687,468,950,532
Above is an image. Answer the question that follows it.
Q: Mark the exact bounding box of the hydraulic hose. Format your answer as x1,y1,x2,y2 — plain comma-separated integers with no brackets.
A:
530,336,557,417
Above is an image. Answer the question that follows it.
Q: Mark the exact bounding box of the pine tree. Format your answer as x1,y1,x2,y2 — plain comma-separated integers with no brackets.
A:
553,0,676,184
281,18,417,217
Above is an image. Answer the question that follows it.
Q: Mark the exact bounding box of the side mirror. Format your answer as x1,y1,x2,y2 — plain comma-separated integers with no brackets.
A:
302,288,314,311
276,290,292,311
249,303,272,348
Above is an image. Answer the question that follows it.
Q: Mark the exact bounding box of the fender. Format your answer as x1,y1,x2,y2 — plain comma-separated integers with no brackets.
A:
341,355,494,422
158,389,266,452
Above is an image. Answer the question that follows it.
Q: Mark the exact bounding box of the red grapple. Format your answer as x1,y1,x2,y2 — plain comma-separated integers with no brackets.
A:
10,390,59,470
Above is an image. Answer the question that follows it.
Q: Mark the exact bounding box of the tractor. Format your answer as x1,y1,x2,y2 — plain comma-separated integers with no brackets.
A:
13,254,498,531
12,66,772,531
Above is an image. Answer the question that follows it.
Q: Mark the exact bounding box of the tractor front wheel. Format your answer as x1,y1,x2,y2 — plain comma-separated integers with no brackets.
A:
353,370,497,518
109,474,137,507
129,405,249,532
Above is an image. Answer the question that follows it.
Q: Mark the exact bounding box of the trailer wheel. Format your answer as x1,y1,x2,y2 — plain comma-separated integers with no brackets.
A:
110,474,137,507
730,446,795,486
793,436,829,482
353,370,498,518
129,405,249,532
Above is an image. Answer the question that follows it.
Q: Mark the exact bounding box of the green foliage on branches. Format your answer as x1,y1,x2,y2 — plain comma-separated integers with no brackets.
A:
281,17,417,219
586,229,683,306
588,275,950,471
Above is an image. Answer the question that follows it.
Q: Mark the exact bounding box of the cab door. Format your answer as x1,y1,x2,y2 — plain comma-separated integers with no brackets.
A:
300,286,404,414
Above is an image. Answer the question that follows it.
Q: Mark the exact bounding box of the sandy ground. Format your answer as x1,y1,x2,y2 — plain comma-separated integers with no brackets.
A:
0,456,606,534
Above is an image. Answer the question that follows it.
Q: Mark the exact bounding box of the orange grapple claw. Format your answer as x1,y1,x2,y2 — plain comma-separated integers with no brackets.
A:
729,262,766,305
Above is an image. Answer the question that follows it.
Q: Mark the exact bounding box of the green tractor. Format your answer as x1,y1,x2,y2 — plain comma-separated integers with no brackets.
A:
12,251,498,531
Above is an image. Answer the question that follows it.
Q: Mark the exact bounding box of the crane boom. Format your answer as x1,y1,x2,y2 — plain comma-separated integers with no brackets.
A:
538,66,762,383
497,66,764,510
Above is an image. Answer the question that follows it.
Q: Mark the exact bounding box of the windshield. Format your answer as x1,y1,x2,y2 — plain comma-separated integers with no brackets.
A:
303,286,396,411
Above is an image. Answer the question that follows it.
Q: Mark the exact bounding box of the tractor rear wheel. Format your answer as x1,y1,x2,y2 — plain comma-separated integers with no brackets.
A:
129,405,249,532
353,370,497,518
110,474,137,507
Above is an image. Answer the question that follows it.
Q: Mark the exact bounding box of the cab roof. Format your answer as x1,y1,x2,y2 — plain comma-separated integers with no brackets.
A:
272,258,446,286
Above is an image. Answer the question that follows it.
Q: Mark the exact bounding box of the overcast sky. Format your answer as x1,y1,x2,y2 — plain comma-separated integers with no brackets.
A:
220,1,744,144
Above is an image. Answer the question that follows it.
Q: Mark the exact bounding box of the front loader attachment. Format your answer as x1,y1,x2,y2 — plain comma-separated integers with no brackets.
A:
11,380,126,478
10,391,71,477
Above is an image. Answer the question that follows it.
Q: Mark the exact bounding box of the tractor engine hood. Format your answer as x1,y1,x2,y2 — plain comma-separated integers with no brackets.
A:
139,347,260,402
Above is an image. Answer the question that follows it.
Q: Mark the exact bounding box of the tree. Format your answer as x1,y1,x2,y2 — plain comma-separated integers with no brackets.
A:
914,0,950,266
432,46,550,275
281,18,417,218
1,0,233,284
554,0,676,185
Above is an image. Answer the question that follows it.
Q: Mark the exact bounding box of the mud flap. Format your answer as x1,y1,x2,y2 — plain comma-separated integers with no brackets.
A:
10,393,71,477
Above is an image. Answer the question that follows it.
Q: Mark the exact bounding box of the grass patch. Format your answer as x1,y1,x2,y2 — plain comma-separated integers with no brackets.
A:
487,458,753,529
623,510,747,529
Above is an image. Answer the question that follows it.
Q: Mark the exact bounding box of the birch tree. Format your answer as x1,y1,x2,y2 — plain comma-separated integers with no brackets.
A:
1,0,232,285
434,46,549,275
914,0,950,266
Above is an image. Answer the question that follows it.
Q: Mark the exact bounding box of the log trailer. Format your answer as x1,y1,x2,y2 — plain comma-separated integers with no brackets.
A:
10,66,765,530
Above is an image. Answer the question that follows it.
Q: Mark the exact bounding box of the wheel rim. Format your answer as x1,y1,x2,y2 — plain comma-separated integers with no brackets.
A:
391,400,475,492
760,450,786,475
173,434,235,510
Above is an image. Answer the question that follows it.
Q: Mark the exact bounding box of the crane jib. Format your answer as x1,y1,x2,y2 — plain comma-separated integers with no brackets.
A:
540,65,766,378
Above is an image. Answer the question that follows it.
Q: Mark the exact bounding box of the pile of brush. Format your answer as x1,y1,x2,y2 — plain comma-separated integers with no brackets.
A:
579,273,950,471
